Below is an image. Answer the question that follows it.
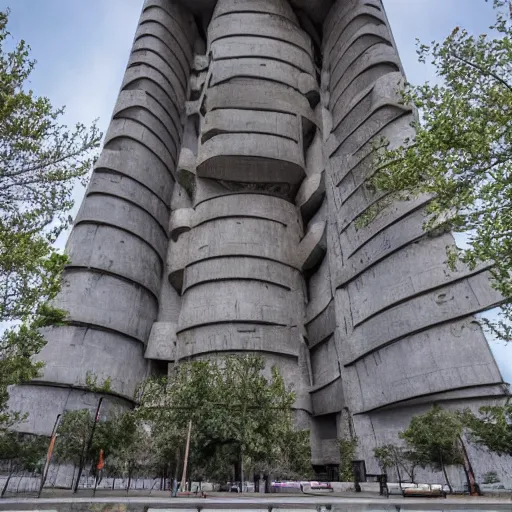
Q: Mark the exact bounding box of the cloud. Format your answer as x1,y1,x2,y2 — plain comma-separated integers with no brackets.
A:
3,0,511,381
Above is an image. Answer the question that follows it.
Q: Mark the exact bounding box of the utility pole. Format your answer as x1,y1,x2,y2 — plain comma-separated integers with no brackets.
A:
180,420,192,492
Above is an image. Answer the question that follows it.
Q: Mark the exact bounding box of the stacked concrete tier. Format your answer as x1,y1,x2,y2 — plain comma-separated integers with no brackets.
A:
305,0,507,479
8,0,197,434
159,0,327,426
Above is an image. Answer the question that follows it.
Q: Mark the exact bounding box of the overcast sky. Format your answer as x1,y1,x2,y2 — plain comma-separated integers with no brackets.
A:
2,0,510,383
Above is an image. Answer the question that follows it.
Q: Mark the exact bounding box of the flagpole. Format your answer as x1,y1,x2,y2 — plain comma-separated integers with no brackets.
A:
180,420,192,493
73,397,104,494
38,413,61,498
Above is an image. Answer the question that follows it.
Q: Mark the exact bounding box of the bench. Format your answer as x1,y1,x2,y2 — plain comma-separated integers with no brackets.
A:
403,485,447,498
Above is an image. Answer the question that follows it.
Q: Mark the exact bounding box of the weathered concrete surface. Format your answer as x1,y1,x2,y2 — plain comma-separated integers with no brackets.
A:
8,0,197,431
317,0,509,482
11,0,511,486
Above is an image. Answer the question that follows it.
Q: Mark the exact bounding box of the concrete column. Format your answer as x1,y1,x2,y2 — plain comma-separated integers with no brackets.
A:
163,0,327,424
310,0,508,472
9,0,197,435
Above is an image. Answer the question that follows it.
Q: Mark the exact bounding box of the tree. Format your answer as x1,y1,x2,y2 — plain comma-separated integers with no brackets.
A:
0,8,101,423
483,471,500,484
374,444,420,487
247,418,313,486
0,305,66,426
0,431,47,496
365,0,512,339
338,436,357,483
463,404,512,456
53,409,94,473
144,418,182,488
400,405,466,492
53,407,143,488
103,419,153,493
136,355,309,487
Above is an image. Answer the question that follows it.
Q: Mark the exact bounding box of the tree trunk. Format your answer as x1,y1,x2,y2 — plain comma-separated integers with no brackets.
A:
410,464,416,485
395,463,403,491
458,435,478,495
240,445,244,492
234,459,241,484
127,469,132,494
175,447,181,483
112,477,115,490
264,473,271,494
441,461,452,494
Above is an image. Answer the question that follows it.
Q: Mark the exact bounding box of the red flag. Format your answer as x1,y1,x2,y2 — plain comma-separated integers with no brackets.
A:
97,449,104,471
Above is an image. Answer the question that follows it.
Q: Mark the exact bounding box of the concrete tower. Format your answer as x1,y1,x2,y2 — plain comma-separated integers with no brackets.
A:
10,0,510,483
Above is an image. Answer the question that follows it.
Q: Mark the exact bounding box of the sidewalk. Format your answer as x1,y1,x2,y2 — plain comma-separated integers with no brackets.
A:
0,494,512,512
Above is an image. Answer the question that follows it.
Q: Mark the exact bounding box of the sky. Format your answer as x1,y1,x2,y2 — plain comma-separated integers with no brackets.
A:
2,0,510,383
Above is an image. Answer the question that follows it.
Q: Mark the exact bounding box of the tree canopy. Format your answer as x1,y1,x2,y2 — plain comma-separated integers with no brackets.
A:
463,403,512,456
399,405,464,491
0,430,47,496
49,356,312,489
373,444,420,485
366,0,512,339
0,9,100,425
136,355,312,482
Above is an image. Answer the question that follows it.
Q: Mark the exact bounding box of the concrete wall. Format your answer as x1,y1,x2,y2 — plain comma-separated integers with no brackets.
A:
163,0,327,423
9,0,198,433
11,0,511,484
313,0,510,481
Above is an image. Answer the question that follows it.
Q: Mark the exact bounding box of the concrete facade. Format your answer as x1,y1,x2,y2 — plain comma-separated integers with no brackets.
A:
9,0,511,484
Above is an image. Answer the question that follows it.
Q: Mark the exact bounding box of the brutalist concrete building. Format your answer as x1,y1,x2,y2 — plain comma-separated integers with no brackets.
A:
10,0,511,482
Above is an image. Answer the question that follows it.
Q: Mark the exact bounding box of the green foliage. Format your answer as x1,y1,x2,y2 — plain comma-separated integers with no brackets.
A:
54,408,145,480
365,0,512,338
53,409,93,468
136,355,309,481
0,9,101,239
85,372,112,394
339,437,357,482
0,9,100,427
94,411,152,481
462,404,512,456
52,358,312,483
400,405,464,476
373,444,420,483
0,431,47,473
374,444,396,474
0,430,47,496
483,471,500,484
248,426,313,481
0,305,67,426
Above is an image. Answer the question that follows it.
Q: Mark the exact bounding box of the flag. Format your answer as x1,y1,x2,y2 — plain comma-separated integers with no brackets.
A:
39,414,61,497
42,435,57,480
97,449,105,471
